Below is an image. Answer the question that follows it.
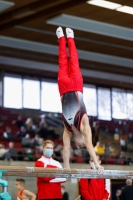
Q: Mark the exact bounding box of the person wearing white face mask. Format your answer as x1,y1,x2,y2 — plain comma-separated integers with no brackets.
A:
79,155,110,200
35,140,66,200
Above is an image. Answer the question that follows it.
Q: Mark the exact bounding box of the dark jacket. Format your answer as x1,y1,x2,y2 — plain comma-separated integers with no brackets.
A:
62,192,69,200
121,185,133,200
114,195,121,200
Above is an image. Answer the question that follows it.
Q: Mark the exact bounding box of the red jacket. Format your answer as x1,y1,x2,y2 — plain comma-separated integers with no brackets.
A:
35,155,66,200
79,178,110,200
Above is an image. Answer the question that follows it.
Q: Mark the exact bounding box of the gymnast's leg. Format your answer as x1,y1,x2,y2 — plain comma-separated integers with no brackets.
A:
56,27,69,96
66,28,83,93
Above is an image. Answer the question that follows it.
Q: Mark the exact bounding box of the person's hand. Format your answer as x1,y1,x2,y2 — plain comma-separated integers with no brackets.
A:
95,164,104,174
64,165,70,169
102,199,106,200
75,195,81,200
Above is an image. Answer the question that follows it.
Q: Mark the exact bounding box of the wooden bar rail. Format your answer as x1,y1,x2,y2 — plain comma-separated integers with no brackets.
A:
0,166,133,179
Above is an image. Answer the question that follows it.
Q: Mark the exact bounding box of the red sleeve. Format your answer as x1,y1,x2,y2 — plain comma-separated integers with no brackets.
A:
103,181,109,199
35,161,53,182
79,179,94,200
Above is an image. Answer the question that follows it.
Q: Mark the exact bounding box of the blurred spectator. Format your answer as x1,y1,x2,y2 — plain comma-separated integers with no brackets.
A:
38,119,49,139
31,134,43,150
128,132,133,142
5,142,18,161
21,134,32,148
120,137,127,152
61,185,69,200
16,126,27,138
38,117,59,139
25,118,36,136
33,116,41,132
39,116,47,128
3,126,14,141
122,120,129,135
117,151,127,165
114,189,122,200
92,121,99,146
0,144,6,159
121,179,133,200
114,133,119,141
82,149,90,164
53,144,63,162
12,115,24,128
94,141,105,156
48,126,60,139
107,143,117,157
24,148,34,161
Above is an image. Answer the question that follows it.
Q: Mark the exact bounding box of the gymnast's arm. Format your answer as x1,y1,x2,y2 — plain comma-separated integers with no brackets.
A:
81,114,104,172
63,127,71,169
23,190,36,200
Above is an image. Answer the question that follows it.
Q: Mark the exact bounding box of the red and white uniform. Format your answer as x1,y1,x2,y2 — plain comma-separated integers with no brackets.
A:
79,178,110,200
35,155,66,200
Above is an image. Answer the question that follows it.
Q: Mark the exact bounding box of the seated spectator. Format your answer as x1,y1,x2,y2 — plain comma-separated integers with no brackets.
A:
31,134,43,150
48,126,60,139
120,137,127,152
25,118,36,136
24,148,34,161
3,126,14,141
38,119,49,139
33,116,41,132
53,144,63,162
38,117,59,139
117,151,127,165
92,121,99,146
128,132,133,142
21,134,32,148
16,126,27,138
0,144,6,159
94,141,105,155
5,142,18,161
107,143,117,157
82,149,90,164
12,115,24,128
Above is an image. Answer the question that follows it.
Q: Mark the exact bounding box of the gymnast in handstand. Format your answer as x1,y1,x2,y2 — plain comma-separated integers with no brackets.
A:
56,27,104,172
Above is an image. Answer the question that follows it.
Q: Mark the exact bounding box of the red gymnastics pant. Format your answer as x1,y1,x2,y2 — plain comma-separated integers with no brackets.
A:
58,36,83,96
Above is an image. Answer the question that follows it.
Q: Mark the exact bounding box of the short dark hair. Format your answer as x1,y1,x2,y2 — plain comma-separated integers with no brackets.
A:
16,178,25,185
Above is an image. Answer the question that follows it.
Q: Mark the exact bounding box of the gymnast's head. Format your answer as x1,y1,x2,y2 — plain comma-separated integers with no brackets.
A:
74,133,86,149
15,178,25,190
43,140,54,158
